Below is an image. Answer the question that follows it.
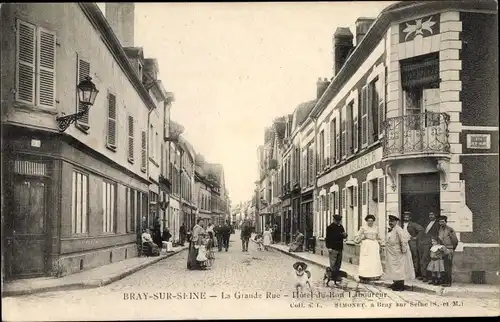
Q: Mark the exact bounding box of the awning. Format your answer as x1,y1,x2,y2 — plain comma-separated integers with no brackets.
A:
401,56,439,88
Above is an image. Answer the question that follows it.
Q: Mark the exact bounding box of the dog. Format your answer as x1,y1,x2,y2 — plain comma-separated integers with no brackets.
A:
323,267,348,287
293,261,312,293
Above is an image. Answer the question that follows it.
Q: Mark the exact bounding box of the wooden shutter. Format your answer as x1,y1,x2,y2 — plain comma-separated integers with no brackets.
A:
37,28,56,108
325,124,330,167
378,68,386,138
330,119,335,163
353,185,358,207
367,82,375,145
353,101,359,153
362,181,367,205
107,93,117,148
128,115,134,162
341,109,346,159
361,86,368,147
336,191,340,214
335,118,340,163
141,131,147,171
16,20,36,105
378,176,385,203
77,56,90,125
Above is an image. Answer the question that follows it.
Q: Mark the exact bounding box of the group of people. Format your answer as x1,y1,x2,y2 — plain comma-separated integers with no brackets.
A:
325,211,458,292
186,219,234,270
140,216,175,256
254,225,273,251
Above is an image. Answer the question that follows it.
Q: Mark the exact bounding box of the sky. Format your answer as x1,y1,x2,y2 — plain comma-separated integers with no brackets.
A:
98,2,395,206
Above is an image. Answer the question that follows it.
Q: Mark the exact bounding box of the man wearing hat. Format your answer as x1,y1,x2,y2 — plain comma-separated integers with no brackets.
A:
418,212,440,282
438,215,458,286
402,211,424,278
385,214,415,291
325,215,347,282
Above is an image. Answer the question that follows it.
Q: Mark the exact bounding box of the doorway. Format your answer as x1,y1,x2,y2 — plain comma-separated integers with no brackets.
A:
5,176,49,279
400,172,440,228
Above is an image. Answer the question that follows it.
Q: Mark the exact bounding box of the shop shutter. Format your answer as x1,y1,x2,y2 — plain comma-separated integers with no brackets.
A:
141,130,147,171
16,20,36,105
37,28,56,108
362,181,367,205
77,56,90,125
128,115,134,161
378,176,385,203
107,93,117,148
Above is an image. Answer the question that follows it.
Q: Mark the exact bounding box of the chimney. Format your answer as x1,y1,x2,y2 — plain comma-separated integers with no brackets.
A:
355,17,376,46
105,3,135,47
316,77,330,99
333,27,354,77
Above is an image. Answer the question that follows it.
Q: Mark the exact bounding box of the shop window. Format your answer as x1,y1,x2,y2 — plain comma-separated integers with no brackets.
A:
72,171,88,235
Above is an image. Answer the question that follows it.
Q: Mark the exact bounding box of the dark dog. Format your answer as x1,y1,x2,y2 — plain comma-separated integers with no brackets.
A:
323,267,348,286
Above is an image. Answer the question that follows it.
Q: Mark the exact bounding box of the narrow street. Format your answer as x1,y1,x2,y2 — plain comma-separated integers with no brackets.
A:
3,231,498,320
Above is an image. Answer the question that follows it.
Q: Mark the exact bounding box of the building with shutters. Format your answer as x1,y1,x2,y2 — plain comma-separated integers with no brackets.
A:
0,3,175,280
309,0,498,283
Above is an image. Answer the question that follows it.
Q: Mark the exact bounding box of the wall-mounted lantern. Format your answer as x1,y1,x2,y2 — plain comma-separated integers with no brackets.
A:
56,76,99,132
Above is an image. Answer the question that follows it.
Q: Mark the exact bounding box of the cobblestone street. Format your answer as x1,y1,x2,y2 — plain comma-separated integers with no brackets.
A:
3,234,499,320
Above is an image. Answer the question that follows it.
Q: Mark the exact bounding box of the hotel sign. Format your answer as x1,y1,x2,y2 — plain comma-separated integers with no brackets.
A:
466,134,490,149
317,147,383,187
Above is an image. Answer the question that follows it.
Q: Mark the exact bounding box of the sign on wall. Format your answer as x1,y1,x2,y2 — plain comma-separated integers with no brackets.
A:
399,14,440,43
466,134,491,149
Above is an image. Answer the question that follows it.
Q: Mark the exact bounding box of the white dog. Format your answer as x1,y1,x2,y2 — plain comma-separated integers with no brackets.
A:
293,261,312,293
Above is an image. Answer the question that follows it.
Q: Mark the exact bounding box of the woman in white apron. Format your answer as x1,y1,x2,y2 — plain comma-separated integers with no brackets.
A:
354,214,384,282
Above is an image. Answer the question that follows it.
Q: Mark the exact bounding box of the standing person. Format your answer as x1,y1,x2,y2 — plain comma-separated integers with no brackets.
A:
402,211,424,278
187,218,205,270
385,214,415,292
222,220,232,252
153,216,162,249
325,215,347,283
262,225,273,251
437,215,459,287
179,223,187,246
426,237,447,285
418,212,440,282
240,220,251,252
354,215,384,283
162,226,173,252
215,223,224,252
206,220,215,248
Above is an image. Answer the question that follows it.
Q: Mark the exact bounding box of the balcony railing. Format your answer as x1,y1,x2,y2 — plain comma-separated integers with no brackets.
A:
383,112,450,159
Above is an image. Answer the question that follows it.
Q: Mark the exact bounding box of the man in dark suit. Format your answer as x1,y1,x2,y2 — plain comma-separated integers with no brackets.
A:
417,212,440,282
325,215,347,282
438,215,459,287
402,211,424,278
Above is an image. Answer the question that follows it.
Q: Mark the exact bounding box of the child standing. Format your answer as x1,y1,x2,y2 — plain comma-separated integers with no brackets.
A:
255,234,264,251
427,237,447,285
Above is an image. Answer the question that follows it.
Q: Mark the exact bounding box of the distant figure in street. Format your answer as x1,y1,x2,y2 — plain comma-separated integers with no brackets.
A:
437,215,458,287
263,225,273,251
153,216,162,249
289,229,305,252
222,220,233,252
240,220,252,252
215,223,223,251
418,212,440,282
272,224,279,244
187,218,205,270
385,214,415,292
325,215,347,282
402,211,424,278
162,227,172,242
179,223,187,246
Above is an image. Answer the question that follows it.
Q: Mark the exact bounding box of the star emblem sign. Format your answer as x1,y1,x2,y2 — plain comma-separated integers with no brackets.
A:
403,16,436,41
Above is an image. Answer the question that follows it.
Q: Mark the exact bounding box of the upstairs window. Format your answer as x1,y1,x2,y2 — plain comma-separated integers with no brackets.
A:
127,115,134,163
106,93,117,149
76,56,90,129
16,19,56,108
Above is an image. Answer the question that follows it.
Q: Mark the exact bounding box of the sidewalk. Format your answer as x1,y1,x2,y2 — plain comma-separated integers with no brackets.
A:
267,242,499,298
2,245,188,297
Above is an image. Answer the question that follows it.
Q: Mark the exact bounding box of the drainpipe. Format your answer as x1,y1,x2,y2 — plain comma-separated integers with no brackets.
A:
146,107,154,231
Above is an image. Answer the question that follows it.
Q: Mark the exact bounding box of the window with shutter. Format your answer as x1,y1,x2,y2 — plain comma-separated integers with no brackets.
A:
347,103,353,156
371,79,379,143
107,93,117,149
335,118,340,163
378,176,385,203
341,109,346,159
337,191,340,214
37,28,56,108
141,130,147,172
76,56,90,127
378,69,386,138
330,119,335,163
341,188,345,209
128,115,134,162
353,186,358,207
16,20,36,105
362,181,367,205
319,130,325,170
361,86,369,147
325,123,330,167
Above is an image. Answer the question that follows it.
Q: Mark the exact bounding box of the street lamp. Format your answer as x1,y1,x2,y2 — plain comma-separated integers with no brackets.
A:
56,76,99,132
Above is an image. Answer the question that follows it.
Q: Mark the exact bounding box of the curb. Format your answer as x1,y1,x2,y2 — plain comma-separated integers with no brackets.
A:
3,246,188,297
268,244,446,296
